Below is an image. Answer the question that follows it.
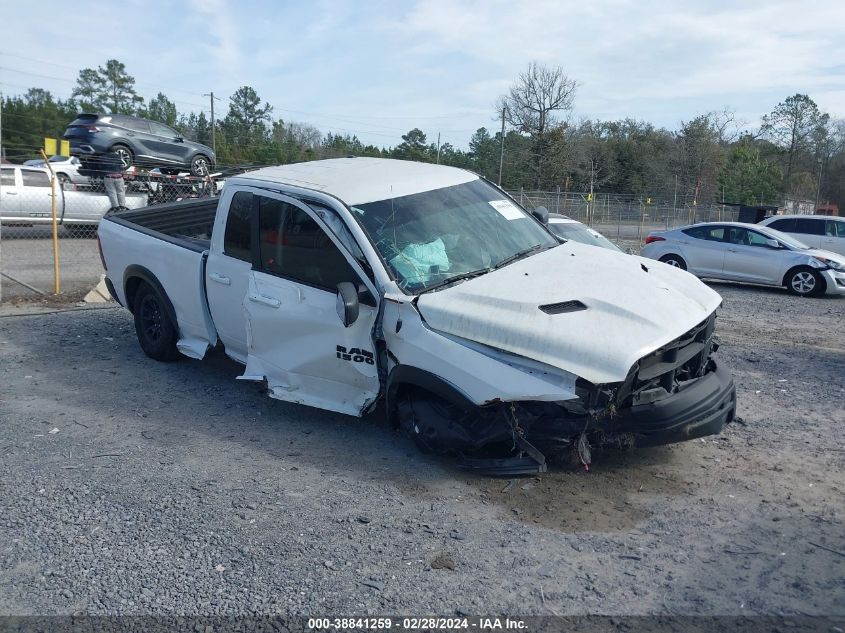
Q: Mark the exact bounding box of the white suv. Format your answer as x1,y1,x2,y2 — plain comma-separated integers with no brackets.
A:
759,215,845,257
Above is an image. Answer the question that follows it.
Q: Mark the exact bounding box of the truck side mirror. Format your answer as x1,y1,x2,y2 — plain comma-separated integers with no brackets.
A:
765,238,781,249
532,205,549,225
336,282,360,327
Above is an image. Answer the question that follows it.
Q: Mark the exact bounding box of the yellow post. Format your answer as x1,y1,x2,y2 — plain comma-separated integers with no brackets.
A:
39,149,60,294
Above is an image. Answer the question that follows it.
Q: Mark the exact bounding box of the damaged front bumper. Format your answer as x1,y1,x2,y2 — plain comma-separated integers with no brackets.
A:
457,360,736,475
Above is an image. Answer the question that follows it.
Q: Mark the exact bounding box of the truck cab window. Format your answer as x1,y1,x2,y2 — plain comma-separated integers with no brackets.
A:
223,191,253,262
257,196,357,291
0,169,14,186
22,170,50,187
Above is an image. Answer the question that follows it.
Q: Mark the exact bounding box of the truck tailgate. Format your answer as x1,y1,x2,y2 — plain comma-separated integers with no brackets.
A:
98,218,216,359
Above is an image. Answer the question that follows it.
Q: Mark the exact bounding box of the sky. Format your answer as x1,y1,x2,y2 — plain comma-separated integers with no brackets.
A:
1,0,843,149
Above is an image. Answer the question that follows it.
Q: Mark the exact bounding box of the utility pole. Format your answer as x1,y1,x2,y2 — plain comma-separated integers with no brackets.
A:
203,91,221,155
814,157,824,212
436,132,441,164
498,105,506,186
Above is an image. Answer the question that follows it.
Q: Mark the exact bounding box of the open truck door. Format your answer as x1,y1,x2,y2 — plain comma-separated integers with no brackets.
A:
239,192,380,416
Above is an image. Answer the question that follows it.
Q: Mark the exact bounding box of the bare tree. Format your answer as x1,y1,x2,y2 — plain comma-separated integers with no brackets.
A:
761,94,829,190
497,62,577,188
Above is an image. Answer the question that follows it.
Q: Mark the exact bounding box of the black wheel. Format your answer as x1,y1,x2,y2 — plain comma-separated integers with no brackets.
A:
785,266,824,297
111,144,134,170
133,283,180,361
190,154,211,176
659,254,687,270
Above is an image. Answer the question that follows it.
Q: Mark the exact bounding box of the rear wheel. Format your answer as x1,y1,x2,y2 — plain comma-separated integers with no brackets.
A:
133,283,180,361
659,254,687,270
785,266,824,297
111,144,134,170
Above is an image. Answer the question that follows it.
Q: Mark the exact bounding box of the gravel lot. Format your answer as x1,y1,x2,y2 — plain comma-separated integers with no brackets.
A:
0,284,843,618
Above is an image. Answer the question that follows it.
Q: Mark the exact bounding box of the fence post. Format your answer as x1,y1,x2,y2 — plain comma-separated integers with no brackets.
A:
520,187,524,206
40,149,61,294
556,185,560,215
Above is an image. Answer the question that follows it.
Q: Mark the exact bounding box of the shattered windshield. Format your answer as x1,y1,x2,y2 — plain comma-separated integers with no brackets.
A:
351,179,558,293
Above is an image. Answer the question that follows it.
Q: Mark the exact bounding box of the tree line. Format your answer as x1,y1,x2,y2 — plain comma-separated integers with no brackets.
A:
1,59,843,209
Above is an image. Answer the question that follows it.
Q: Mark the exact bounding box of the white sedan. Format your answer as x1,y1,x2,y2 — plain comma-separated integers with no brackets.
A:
641,222,845,297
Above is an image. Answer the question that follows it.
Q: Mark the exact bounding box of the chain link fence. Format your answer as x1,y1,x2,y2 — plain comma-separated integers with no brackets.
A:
507,189,742,251
0,160,222,302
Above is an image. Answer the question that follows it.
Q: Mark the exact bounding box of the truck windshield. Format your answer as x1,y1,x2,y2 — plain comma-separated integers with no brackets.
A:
351,179,558,293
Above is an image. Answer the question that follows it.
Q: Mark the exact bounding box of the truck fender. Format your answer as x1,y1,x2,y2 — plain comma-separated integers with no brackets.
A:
123,264,179,331
385,365,477,427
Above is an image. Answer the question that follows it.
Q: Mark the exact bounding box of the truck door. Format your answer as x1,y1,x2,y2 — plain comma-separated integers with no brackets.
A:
0,167,20,218
206,190,255,362
240,192,380,417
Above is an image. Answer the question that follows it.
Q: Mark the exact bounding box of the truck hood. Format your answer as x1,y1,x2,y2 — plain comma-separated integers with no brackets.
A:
415,241,722,385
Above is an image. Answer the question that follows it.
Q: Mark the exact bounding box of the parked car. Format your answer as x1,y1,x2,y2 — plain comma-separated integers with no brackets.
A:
0,164,146,226
63,113,215,176
97,158,736,474
641,222,845,297
23,155,90,186
758,214,845,257
547,213,622,251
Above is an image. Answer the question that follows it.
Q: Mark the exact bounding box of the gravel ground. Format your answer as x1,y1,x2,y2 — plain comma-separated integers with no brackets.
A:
0,284,843,617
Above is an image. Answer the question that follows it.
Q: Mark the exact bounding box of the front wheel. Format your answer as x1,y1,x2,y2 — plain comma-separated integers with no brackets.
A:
133,283,180,361
111,144,134,170
190,154,211,176
785,267,824,297
659,254,687,270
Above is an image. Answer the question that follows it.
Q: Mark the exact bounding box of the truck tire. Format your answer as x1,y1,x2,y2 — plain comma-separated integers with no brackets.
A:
133,283,180,361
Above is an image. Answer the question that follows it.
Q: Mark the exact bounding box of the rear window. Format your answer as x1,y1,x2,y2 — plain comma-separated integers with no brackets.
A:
68,114,100,125
223,191,254,262
795,218,824,235
22,170,51,187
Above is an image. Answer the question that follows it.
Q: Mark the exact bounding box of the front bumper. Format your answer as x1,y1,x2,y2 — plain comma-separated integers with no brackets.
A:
614,360,736,446
454,360,736,474
821,269,845,295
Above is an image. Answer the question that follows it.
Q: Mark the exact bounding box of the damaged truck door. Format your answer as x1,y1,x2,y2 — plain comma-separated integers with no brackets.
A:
238,192,380,416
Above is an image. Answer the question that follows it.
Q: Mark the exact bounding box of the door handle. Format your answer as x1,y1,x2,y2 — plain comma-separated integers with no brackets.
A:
6,191,17,195
727,248,737,252
248,294,281,308
209,272,230,285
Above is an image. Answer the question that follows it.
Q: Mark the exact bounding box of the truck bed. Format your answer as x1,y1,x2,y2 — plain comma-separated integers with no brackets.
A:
105,198,218,252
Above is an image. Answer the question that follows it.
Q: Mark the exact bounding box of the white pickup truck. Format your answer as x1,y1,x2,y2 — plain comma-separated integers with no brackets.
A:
98,158,736,474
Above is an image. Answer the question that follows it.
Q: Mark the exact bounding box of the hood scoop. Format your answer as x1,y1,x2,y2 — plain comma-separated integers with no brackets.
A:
539,300,587,315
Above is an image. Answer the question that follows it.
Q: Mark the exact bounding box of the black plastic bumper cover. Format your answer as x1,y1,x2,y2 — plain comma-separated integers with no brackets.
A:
615,360,736,447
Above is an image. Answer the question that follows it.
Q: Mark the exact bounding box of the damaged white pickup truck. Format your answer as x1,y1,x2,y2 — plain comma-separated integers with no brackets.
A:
98,158,736,474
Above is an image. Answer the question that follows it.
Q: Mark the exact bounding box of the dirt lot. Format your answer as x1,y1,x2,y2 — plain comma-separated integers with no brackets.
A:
0,284,843,618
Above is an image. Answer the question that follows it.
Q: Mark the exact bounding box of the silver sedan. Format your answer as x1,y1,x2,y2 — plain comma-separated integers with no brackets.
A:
640,222,845,297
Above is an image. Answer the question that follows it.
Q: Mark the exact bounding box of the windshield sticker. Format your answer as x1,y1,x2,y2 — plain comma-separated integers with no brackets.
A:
489,200,524,220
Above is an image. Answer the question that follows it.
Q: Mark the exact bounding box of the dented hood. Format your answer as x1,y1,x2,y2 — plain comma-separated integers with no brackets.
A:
416,242,722,385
